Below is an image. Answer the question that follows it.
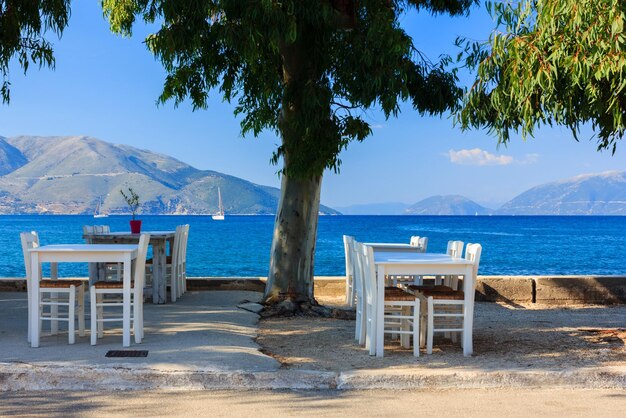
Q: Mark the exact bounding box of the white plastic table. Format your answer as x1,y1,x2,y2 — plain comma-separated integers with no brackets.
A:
364,243,422,252
83,231,175,304
28,244,138,348
371,250,476,357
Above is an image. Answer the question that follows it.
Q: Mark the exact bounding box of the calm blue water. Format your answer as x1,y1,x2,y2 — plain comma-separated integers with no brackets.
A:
2,215,625,278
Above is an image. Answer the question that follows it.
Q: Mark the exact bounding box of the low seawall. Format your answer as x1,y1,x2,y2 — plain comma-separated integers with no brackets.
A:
2,275,625,305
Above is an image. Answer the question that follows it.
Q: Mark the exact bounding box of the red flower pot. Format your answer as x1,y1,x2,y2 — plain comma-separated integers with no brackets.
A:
130,220,142,234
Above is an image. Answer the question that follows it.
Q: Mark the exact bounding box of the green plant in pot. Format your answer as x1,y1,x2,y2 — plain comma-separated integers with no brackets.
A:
120,187,141,233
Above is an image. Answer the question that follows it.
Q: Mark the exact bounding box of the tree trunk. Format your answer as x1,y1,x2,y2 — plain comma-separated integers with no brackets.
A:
264,168,322,308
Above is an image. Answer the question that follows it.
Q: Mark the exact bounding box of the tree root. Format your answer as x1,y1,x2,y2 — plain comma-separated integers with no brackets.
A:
259,299,355,320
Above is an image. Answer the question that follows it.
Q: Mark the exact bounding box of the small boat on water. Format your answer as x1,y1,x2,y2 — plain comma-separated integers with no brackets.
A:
212,187,225,220
94,197,108,218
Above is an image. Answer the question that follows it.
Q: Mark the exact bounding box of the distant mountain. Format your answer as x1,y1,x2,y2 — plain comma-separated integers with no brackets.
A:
404,195,492,215
498,171,626,215
0,135,339,215
334,202,410,215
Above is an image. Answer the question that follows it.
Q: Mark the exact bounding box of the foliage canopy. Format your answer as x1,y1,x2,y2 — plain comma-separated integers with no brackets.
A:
102,0,475,178
458,0,626,153
0,0,71,103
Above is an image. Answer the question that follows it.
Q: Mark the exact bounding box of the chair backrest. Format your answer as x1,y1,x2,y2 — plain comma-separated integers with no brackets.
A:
177,225,190,269
465,243,482,278
447,240,464,258
94,225,110,233
133,233,151,294
20,231,39,280
343,235,354,279
359,243,377,306
83,225,94,243
410,236,428,252
346,237,362,299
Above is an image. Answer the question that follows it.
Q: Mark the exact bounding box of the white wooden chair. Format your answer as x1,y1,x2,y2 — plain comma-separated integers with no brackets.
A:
146,225,189,302
20,232,85,344
346,237,367,345
90,233,150,345
418,243,482,354
343,235,356,307
83,225,120,282
359,243,420,357
391,236,429,287
409,236,428,252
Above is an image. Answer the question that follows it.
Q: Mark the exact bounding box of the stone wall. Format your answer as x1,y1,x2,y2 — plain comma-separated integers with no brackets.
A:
3,275,625,305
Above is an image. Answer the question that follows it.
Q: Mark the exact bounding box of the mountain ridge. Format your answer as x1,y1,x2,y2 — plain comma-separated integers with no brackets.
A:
0,135,339,215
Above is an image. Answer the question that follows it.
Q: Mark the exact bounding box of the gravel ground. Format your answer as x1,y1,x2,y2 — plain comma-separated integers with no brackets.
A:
257,301,626,372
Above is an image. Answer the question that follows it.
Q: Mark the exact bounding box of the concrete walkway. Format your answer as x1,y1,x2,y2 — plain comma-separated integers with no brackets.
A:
0,291,278,373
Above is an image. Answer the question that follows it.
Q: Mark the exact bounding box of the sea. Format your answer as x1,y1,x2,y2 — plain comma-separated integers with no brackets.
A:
2,215,625,278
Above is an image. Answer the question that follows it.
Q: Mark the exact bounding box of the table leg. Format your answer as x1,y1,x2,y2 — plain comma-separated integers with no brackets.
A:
50,262,58,335
122,254,131,347
152,241,166,304
463,265,474,357
376,266,385,357
30,253,40,348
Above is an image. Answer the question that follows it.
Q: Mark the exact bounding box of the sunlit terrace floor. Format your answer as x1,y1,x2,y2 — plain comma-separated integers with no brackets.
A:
0,290,279,372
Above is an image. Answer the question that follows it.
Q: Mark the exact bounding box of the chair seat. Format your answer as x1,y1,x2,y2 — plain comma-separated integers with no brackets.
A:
407,284,453,293
384,288,417,301
40,280,85,288
421,289,465,300
146,255,172,265
91,280,135,289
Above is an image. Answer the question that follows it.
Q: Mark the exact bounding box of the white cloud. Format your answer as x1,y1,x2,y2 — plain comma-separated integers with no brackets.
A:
447,148,514,166
520,153,540,165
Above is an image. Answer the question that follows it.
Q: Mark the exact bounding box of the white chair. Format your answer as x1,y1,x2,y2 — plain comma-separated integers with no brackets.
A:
418,243,482,354
391,236,429,287
409,236,428,252
20,232,85,344
177,224,190,297
346,237,367,345
146,225,189,302
83,225,120,282
359,243,420,357
343,235,356,307
90,233,150,345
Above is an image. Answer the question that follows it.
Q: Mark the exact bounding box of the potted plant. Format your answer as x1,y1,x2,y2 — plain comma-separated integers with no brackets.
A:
120,187,141,233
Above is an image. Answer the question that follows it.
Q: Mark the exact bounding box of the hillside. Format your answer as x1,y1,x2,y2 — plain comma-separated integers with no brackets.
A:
0,135,339,215
404,195,492,215
497,171,626,215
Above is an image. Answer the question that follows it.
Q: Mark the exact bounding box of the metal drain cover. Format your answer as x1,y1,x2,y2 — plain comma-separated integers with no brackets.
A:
105,350,148,358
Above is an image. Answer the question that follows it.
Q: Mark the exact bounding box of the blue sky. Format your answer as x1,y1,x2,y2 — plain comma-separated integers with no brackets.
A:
0,2,624,209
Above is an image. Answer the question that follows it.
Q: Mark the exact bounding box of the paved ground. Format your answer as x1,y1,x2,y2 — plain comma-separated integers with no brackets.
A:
1,389,625,417
0,291,278,372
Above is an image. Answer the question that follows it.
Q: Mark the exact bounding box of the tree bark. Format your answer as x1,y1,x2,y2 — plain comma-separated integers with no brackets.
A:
264,168,322,307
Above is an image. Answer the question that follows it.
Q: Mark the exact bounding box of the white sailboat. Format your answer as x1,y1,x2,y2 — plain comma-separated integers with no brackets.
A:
212,187,225,220
94,196,108,218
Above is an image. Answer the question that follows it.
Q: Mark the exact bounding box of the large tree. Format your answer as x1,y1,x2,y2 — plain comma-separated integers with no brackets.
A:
102,0,474,313
0,0,71,103
458,0,626,152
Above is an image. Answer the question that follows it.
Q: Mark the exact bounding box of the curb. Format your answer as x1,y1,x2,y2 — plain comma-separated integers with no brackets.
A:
2,363,625,391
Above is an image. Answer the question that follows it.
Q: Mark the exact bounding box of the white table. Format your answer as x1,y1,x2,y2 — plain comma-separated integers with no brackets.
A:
29,244,138,348
83,231,175,304
364,243,420,252
371,250,476,357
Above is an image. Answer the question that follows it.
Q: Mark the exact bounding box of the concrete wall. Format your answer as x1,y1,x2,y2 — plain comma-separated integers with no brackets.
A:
3,275,625,305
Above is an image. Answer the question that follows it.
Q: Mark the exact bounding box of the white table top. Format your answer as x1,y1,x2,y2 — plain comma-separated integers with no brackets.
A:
364,242,416,249
83,231,175,238
29,244,138,252
374,251,473,265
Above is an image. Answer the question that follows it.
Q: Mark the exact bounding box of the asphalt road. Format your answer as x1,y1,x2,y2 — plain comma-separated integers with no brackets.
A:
2,389,624,417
